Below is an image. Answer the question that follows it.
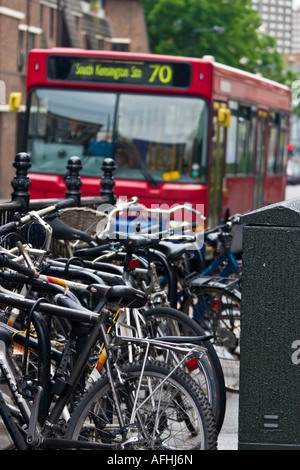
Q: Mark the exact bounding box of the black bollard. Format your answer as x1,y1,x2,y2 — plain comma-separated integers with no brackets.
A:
64,156,82,206
11,152,31,214
100,158,116,206
238,198,300,450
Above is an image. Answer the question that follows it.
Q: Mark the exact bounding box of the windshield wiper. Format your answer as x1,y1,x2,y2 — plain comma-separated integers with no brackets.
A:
138,160,159,188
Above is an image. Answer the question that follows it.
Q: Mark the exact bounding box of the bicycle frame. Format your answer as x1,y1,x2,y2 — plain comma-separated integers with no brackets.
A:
97,198,240,300
200,249,240,279
0,289,207,450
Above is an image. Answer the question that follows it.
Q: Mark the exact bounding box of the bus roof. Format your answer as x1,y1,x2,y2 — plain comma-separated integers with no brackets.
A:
27,48,291,109
29,47,290,86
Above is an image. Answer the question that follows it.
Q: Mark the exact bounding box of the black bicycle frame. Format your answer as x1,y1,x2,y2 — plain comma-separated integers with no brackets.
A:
0,292,112,449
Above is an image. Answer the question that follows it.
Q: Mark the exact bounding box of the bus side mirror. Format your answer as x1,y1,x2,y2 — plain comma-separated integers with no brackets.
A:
0,81,5,105
9,92,22,111
218,108,231,127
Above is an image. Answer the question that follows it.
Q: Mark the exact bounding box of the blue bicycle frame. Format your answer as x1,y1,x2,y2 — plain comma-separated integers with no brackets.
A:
175,246,241,324
200,249,240,279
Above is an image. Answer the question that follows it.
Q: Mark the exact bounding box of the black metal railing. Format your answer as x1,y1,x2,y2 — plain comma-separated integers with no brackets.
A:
0,153,117,222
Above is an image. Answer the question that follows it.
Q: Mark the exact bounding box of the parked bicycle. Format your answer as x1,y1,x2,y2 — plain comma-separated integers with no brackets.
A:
156,217,242,392
0,200,225,433
0,259,217,449
0,200,221,447
77,199,241,392
52,197,240,392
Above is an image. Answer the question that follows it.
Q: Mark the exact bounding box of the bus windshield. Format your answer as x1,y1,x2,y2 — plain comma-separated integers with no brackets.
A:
27,89,209,184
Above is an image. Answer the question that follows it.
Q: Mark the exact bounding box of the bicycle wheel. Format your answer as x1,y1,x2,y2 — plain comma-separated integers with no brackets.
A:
142,306,226,434
65,361,217,450
181,286,241,392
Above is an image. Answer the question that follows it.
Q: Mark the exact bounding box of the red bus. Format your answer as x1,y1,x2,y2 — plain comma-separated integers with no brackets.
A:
23,48,291,226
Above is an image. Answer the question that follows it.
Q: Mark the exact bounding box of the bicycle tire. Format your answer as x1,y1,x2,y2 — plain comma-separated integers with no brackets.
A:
142,306,226,434
65,361,217,450
181,286,241,392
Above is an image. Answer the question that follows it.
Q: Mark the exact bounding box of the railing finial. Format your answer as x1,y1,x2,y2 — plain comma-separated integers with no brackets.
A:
11,152,31,214
64,156,82,206
100,158,116,205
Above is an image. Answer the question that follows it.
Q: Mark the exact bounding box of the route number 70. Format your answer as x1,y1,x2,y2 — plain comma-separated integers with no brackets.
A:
149,65,173,84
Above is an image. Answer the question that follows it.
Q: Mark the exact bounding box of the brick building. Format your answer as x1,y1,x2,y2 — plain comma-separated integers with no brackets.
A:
0,0,149,199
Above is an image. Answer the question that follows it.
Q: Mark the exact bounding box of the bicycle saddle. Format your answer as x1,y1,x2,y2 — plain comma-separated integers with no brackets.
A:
111,232,161,251
156,240,194,263
56,283,147,311
49,218,95,244
87,284,147,309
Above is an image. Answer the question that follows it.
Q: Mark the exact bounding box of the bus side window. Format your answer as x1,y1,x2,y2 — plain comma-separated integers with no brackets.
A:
249,107,257,174
267,112,280,175
225,101,238,175
236,106,255,175
226,103,255,176
278,113,288,175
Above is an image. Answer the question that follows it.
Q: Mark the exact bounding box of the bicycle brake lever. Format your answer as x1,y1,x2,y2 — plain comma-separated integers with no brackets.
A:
16,241,39,277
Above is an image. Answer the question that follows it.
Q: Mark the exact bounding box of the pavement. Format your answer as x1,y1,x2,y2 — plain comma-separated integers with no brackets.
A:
0,419,12,450
217,391,239,450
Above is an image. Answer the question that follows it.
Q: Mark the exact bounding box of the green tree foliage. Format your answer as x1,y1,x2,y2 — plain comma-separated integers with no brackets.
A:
141,0,298,87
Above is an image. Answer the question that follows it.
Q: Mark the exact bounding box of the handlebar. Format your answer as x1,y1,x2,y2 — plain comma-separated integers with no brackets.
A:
96,197,138,239
21,198,76,224
109,226,196,250
204,214,241,236
96,196,205,240
204,214,241,248
0,221,18,236
0,253,37,278
0,198,76,237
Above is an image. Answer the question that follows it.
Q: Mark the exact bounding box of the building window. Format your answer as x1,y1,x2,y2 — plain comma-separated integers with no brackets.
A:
28,32,35,51
97,38,104,49
17,30,25,72
18,24,42,69
49,7,54,40
112,42,129,52
111,38,131,52
85,35,92,50
75,15,80,33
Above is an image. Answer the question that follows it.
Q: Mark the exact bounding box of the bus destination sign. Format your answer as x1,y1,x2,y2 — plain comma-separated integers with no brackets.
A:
47,56,191,88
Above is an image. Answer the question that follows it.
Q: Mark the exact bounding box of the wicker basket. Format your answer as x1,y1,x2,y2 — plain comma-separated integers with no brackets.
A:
50,207,107,258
